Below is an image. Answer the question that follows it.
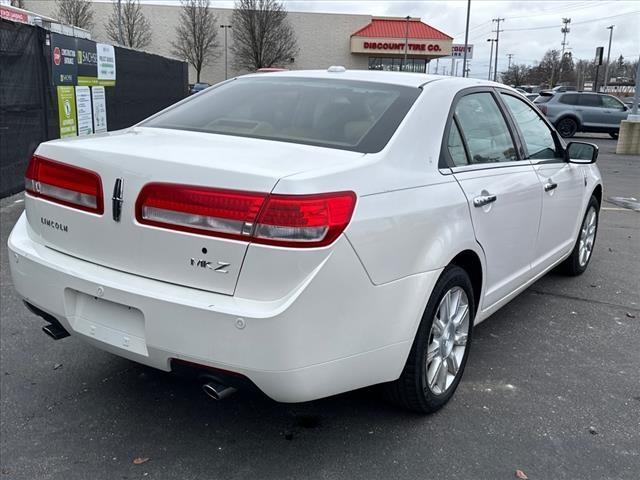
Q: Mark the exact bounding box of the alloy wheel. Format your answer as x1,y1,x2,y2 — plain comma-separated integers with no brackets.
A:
578,206,597,267
426,287,470,395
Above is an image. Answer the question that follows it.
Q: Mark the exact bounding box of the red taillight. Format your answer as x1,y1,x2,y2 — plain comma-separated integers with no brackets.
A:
136,183,356,248
537,104,547,115
25,156,104,214
136,183,267,241
254,192,356,247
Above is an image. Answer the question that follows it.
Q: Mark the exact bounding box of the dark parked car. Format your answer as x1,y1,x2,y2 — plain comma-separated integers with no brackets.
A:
534,91,630,138
189,82,211,95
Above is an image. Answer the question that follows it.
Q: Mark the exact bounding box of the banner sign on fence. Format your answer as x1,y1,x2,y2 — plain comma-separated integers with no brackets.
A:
91,86,108,133
97,43,116,82
56,86,77,138
75,86,93,136
51,33,116,87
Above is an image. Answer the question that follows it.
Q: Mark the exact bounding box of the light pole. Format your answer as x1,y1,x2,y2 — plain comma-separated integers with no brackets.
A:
220,24,232,80
403,16,410,71
603,25,614,90
492,18,504,83
462,0,471,77
487,38,495,81
117,0,124,45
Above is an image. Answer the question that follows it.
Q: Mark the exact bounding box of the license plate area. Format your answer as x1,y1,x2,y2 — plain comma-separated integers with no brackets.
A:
64,290,148,356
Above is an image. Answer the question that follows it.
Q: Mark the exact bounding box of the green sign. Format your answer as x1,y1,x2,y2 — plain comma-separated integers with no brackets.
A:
57,86,77,138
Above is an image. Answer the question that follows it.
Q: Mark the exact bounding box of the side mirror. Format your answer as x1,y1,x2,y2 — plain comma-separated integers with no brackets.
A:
565,141,598,164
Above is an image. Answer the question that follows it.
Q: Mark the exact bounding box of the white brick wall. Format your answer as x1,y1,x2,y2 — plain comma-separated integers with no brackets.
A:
24,1,371,84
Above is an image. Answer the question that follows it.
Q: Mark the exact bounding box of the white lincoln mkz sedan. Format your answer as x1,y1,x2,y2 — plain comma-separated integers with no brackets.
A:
8,69,602,412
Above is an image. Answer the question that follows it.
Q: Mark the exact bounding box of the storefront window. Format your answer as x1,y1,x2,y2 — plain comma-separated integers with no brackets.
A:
368,57,427,73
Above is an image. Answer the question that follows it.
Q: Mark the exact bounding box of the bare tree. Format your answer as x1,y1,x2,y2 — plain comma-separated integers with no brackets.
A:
55,0,94,30
106,0,152,49
231,0,298,71
10,0,26,9
171,0,220,83
502,64,530,87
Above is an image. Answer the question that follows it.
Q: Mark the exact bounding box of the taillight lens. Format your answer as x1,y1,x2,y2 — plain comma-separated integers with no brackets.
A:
25,156,104,214
136,183,356,248
136,183,266,240
254,192,356,247
537,104,547,114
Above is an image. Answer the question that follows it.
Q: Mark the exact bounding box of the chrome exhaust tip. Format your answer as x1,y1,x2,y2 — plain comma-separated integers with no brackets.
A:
202,381,237,401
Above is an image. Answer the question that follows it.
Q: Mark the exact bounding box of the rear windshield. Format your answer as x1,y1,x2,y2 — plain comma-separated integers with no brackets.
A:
143,77,421,153
534,94,553,104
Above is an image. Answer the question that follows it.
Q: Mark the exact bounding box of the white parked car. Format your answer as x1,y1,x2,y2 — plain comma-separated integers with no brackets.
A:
8,70,602,413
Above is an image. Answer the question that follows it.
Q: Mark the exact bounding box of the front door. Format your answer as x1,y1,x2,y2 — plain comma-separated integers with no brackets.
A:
448,91,542,309
499,92,585,274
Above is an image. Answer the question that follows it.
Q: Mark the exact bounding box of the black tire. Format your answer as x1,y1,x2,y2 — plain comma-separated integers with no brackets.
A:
609,132,619,139
385,265,475,414
556,117,578,138
559,196,600,276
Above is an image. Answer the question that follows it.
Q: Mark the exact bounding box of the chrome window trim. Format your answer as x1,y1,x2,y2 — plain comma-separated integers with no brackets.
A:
450,159,533,174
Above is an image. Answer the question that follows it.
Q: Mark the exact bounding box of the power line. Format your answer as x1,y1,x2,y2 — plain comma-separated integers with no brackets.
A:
503,11,638,32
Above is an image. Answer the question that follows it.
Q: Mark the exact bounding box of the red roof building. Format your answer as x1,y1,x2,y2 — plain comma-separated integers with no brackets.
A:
350,17,453,73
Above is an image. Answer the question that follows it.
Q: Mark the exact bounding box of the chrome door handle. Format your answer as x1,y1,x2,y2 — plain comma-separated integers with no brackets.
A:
544,181,558,192
473,194,497,207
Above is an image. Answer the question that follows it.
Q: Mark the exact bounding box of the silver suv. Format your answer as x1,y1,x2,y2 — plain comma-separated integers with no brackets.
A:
534,92,629,138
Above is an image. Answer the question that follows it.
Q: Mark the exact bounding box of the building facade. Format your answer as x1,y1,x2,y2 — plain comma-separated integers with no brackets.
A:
23,1,453,84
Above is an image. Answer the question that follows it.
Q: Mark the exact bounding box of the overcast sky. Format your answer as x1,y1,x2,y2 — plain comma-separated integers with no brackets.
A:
106,0,639,77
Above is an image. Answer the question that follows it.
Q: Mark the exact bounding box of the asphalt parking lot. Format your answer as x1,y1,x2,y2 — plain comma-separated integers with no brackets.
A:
1,135,638,480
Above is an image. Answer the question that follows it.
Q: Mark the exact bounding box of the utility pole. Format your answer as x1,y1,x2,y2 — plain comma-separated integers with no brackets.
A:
462,0,471,77
487,38,496,81
492,18,504,83
117,0,124,45
506,53,514,70
603,25,614,90
220,24,232,80
403,16,410,71
559,18,571,84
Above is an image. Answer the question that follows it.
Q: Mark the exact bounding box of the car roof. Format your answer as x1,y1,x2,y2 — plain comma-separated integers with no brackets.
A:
238,69,501,89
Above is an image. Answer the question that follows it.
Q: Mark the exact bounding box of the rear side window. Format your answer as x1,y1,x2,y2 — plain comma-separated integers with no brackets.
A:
448,122,468,166
578,94,602,107
559,93,579,105
143,77,421,153
454,93,517,164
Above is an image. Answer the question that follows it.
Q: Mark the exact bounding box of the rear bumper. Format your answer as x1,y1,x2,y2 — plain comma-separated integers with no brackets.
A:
8,213,441,402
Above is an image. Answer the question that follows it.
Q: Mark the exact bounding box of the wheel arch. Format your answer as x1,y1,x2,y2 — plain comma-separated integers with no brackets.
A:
449,249,483,312
555,114,582,129
592,184,603,208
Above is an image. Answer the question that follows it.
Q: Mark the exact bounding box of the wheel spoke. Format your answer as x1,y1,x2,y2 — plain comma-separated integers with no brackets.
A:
426,340,440,364
428,357,443,390
449,289,461,322
447,353,459,376
452,303,469,327
436,358,448,391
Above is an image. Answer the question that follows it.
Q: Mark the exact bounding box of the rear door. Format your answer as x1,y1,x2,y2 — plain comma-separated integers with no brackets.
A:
447,90,542,309
576,93,605,127
499,91,585,274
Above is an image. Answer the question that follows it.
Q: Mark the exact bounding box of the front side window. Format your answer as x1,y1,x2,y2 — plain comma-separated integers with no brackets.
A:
601,95,625,109
454,93,518,164
578,94,602,107
501,94,557,160
143,77,421,153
